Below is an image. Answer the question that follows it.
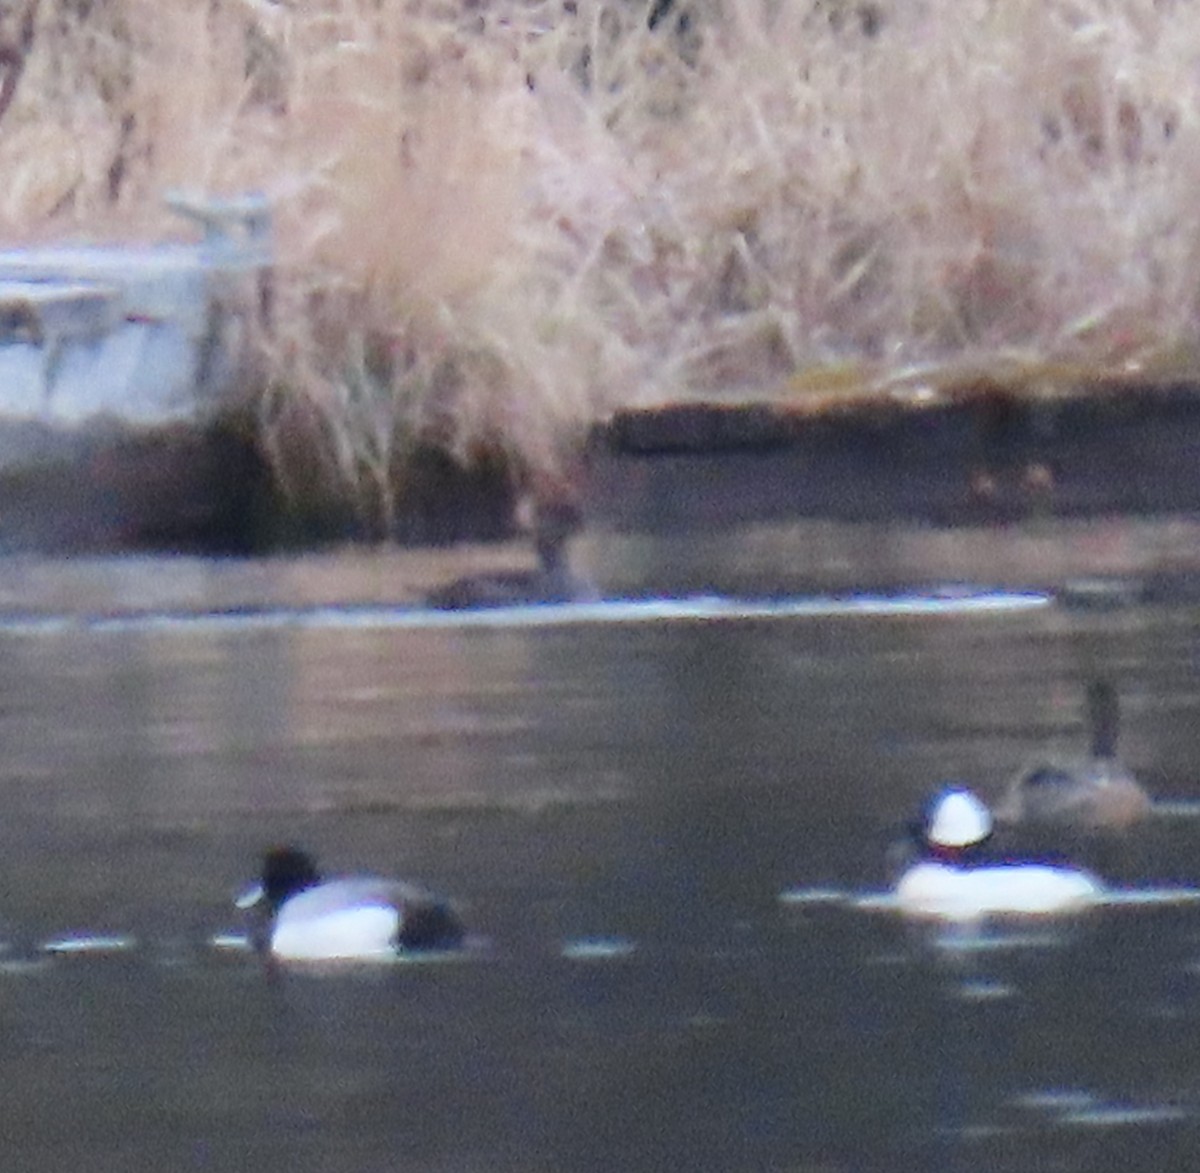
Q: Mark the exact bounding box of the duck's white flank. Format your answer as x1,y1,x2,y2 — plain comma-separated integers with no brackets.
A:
896,860,1102,921
271,899,401,961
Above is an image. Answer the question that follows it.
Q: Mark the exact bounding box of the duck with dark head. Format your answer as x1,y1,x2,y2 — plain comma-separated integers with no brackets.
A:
236,845,465,961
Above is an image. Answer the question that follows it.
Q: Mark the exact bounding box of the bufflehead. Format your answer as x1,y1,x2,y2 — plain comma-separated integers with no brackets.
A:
236,846,465,961
999,681,1150,829
894,786,1102,920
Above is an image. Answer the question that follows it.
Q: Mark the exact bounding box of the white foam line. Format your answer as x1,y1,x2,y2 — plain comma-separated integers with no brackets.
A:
0,590,1053,638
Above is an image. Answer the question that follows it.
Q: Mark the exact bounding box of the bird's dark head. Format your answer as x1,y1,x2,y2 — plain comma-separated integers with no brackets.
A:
258,845,321,910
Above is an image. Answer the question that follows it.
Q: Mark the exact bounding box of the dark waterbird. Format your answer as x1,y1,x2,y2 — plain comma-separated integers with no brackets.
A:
998,680,1151,829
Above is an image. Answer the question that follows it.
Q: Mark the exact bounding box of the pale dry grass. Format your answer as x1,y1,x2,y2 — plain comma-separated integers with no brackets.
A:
3,0,1200,521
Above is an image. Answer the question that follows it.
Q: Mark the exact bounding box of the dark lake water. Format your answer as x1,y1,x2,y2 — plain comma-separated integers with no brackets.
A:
2,556,1200,1172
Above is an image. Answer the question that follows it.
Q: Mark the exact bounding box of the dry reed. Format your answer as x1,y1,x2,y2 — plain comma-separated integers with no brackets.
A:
3,0,1200,523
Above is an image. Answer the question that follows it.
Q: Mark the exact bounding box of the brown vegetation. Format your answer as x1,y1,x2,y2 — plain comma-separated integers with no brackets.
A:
2,0,1199,527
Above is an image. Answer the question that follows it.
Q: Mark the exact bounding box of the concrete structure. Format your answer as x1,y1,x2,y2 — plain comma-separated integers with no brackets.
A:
0,193,272,551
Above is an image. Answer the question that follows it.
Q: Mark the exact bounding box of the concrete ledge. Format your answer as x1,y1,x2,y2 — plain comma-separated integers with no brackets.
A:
588,380,1200,531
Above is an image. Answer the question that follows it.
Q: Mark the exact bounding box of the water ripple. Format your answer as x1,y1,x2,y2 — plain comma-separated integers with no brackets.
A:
41,934,138,955
561,937,638,961
1014,1088,1190,1129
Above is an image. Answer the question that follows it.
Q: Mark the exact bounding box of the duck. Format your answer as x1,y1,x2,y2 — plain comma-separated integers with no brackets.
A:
894,786,1102,920
998,681,1151,829
426,498,596,610
235,846,465,961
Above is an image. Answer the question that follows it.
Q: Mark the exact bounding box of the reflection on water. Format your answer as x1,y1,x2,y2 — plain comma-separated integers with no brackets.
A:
0,562,1199,1170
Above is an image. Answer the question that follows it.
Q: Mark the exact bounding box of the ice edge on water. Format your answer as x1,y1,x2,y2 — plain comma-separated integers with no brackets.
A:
0,588,1053,637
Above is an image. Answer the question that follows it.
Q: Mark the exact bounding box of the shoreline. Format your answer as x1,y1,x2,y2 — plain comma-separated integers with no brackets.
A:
4,373,1200,608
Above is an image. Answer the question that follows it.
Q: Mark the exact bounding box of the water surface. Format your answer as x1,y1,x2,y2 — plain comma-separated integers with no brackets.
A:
1,561,1200,1172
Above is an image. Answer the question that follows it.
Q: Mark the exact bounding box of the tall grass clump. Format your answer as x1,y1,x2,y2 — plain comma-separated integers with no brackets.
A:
3,0,1200,525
